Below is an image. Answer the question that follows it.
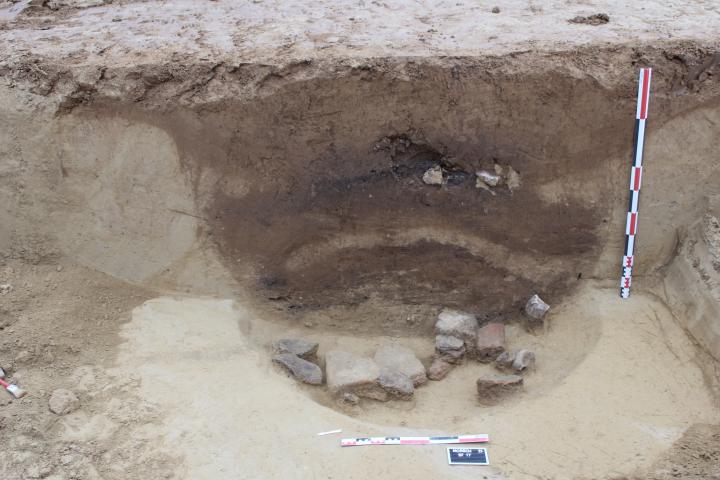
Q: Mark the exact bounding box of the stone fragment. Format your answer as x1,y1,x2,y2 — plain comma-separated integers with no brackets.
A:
475,323,506,362
373,345,427,386
0,284,12,295
378,370,414,400
341,392,360,405
491,6,500,13
435,334,464,351
494,350,515,370
272,353,323,385
525,294,550,321
512,349,536,372
476,374,523,404
325,350,385,400
476,170,502,187
439,347,465,363
272,338,319,359
435,309,478,345
422,165,444,185
427,357,454,380
475,176,496,195
49,389,80,415
435,335,466,363
505,165,522,191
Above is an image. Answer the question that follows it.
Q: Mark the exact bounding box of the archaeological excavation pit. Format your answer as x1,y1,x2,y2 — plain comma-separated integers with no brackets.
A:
49,59,628,335
39,51,719,334
1,12,720,477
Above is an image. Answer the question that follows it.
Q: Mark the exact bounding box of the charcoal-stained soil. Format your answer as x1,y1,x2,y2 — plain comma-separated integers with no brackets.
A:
210,123,599,325
189,67,619,331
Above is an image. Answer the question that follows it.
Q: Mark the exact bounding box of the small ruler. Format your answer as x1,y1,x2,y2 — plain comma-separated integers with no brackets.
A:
340,434,489,447
447,447,490,465
620,68,652,299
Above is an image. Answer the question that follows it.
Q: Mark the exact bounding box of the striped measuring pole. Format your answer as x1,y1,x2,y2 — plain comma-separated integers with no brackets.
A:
340,434,489,447
620,68,652,298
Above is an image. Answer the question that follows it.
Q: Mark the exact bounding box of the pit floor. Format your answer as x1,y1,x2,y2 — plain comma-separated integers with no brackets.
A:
119,285,718,479
1,257,719,479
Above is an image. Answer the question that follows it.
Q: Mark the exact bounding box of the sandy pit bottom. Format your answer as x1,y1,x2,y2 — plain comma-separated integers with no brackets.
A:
116,283,720,480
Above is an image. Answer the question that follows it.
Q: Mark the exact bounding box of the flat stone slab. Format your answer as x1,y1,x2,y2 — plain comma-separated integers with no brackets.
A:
476,374,523,404
272,338,319,359
378,370,414,400
325,349,385,400
373,345,427,386
475,323,506,362
525,294,550,321
272,353,323,385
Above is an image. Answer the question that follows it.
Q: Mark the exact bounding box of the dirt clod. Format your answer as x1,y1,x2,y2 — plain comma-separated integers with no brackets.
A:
48,388,80,415
476,374,523,404
569,13,610,25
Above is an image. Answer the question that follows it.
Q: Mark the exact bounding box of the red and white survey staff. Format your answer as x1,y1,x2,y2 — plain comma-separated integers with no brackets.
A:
620,68,651,299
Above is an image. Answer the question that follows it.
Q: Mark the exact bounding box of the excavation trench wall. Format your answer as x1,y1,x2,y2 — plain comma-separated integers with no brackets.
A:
1,47,719,335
